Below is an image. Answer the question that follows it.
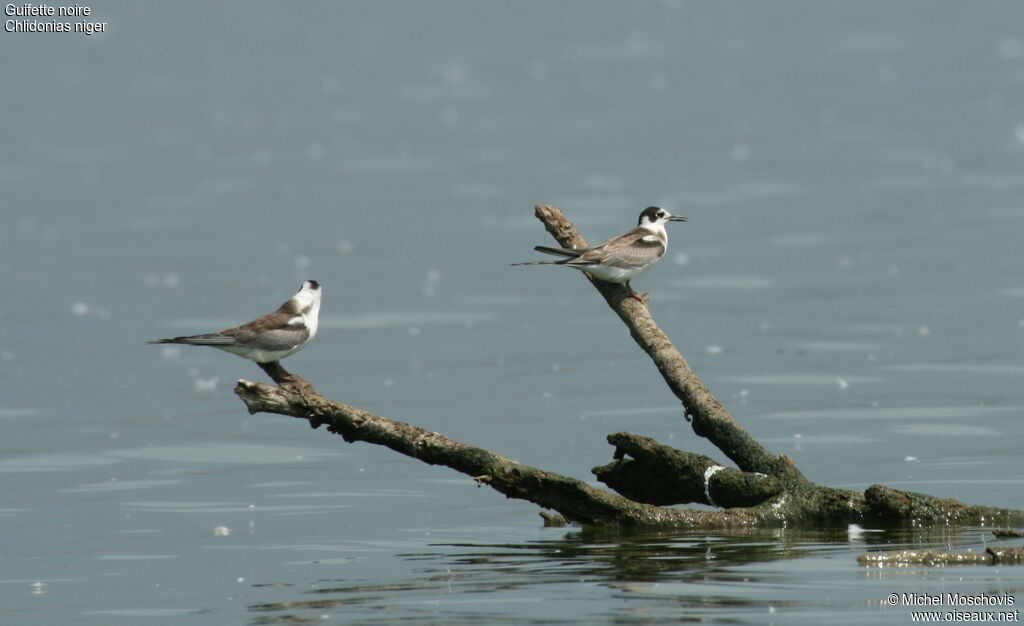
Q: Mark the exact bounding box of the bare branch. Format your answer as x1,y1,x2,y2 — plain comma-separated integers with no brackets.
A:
532,205,797,478
234,377,781,528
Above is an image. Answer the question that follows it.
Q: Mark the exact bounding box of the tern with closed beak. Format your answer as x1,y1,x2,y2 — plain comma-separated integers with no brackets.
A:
513,207,687,301
149,280,321,381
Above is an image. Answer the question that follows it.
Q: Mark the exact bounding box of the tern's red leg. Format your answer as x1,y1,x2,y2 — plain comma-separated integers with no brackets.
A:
625,282,649,303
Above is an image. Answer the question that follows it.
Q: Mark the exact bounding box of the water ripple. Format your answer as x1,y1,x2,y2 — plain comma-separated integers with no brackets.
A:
887,363,1024,375
758,406,1012,421
0,453,120,473
672,276,776,290
109,443,344,464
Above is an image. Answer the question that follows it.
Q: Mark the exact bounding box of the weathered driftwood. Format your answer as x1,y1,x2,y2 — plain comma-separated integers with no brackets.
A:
235,376,771,528
233,204,1024,530
858,546,1024,566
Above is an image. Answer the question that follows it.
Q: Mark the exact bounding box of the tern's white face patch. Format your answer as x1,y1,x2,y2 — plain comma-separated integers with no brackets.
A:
639,220,669,238
290,282,321,339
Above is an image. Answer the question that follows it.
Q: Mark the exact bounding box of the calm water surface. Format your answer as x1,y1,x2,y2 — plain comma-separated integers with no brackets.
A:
2,1,1023,623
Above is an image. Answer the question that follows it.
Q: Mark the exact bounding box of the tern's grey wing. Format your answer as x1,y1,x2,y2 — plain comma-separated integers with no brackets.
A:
573,231,665,270
231,326,310,352
224,311,309,351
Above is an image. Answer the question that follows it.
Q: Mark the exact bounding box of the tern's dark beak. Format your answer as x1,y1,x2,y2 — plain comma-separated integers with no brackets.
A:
668,216,688,222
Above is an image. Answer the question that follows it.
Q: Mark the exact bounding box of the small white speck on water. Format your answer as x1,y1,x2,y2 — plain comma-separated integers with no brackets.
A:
705,344,723,355
526,59,548,81
438,105,460,125
917,325,931,337
440,62,468,87
421,268,443,297
999,38,1024,60
904,456,919,463
237,577,245,583
213,526,232,536
648,72,668,92
194,377,219,392
192,142,213,160
384,379,396,388
319,74,343,96
731,143,751,162
305,142,327,160
71,302,90,316
837,378,849,390
794,433,802,439
252,147,273,168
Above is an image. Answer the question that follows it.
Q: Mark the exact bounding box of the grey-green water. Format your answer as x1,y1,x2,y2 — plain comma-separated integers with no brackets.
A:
2,1,1023,623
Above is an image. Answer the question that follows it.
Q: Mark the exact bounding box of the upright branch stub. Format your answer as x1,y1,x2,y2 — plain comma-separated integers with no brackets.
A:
594,432,784,507
533,205,799,480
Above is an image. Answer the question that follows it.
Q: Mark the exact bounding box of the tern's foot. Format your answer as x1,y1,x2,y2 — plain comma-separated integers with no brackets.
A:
622,282,648,303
